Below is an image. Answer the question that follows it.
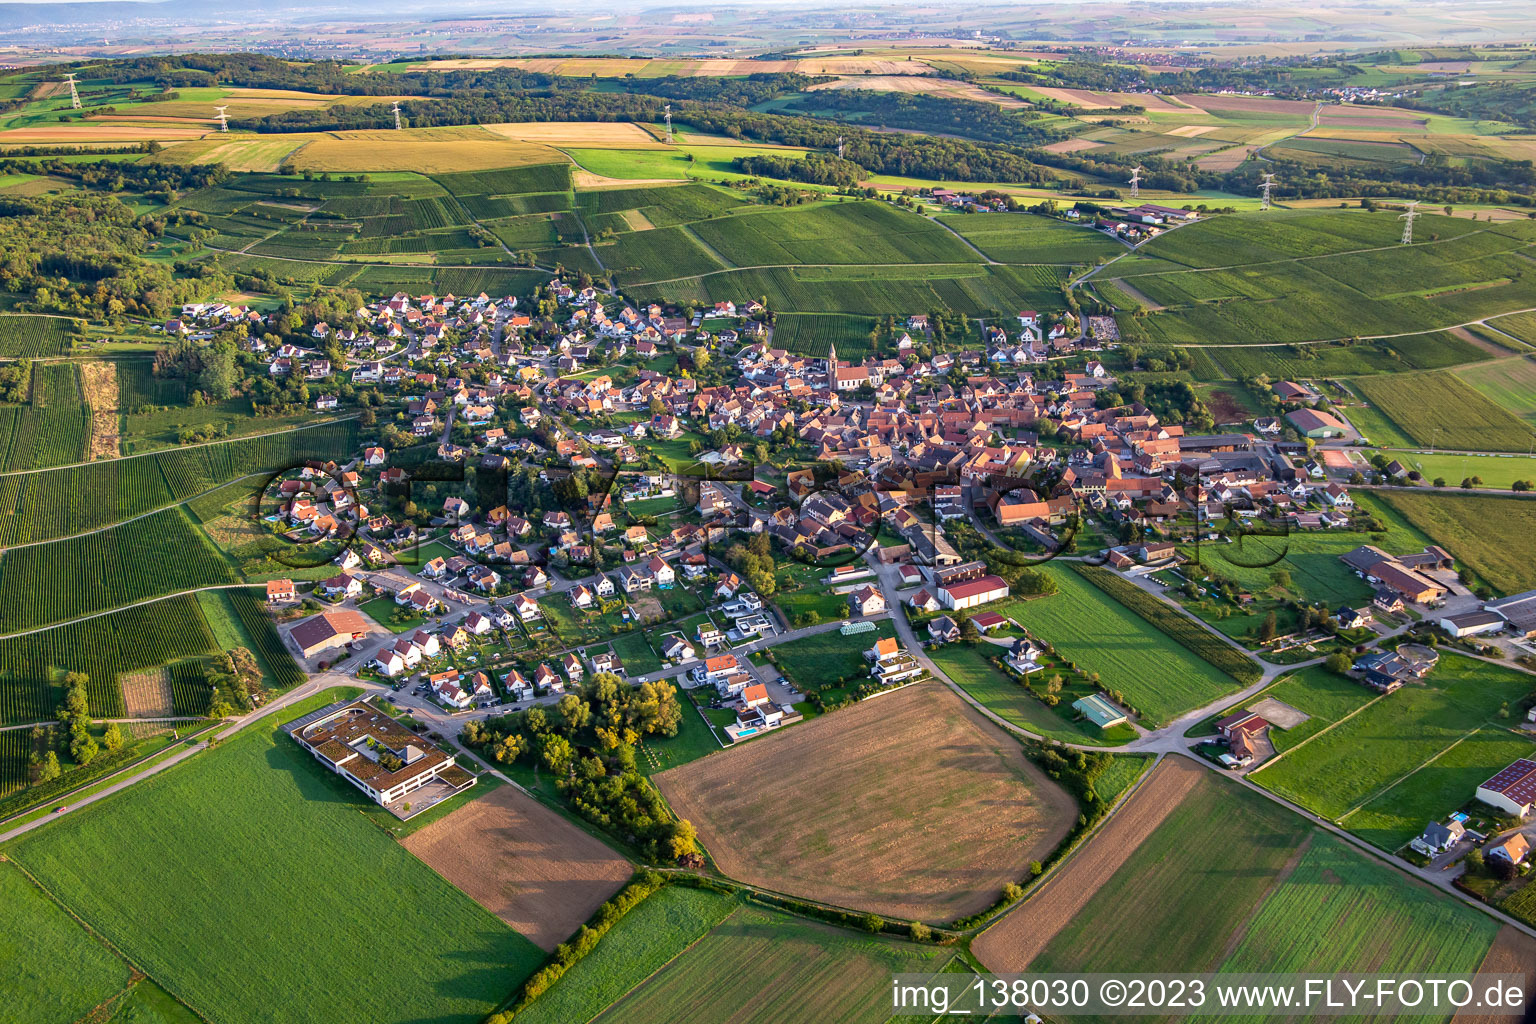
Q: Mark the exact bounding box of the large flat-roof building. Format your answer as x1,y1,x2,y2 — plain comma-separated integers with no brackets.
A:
289,697,473,811
1476,758,1536,818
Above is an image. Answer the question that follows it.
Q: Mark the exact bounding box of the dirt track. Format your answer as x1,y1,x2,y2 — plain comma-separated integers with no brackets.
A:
972,756,1204,972
655,682,1076,923
404,784,633,951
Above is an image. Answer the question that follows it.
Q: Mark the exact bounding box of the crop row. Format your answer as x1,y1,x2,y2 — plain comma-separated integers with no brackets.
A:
0,594,219,724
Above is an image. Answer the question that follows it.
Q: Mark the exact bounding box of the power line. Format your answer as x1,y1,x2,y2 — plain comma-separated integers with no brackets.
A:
214,105,229,132
1399,199,1420,245
837,135,845,160
1129,165,1143,199
663,104,673,144
1259,172,1276,211
392,101,402,130
62,73,80,110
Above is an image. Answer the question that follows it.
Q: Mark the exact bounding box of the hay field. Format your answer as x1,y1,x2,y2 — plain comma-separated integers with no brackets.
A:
482,121,665,148
287,133,563,173
1195,143,1260,169
0,124,209,143
654,682,1076,922
1029,87,1185,111
403,785,633,952
807,75,1029,108
148,135,318,171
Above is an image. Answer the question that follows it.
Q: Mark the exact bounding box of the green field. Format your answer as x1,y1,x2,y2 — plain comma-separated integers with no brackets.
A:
1341,727,1536,851
995,566,1243,725
1022,770,1498,989
5,689,543,1024
0,314,75,358
0,859,134,1024
589,899,953,1024
1109,211,1536,346
764,620,897,691
1376,491,1536,594
937,212,1124,263
1455,355,1536,424
0,419,358,548
1387,450,1536,489
928,641,1133,746
1354,370,1536,451
512,886,740,1024
1252,653,1535,824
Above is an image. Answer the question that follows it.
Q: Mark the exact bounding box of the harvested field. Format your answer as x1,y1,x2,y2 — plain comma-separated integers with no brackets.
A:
119,666,175,718
79,361,119,460
1030,87,1186,111
1041,138,1103,154
1176,93,1316,116
972,756,1202,972
654,682,1076,922
1196,144,1259,170
404,785,633,951
287,136,562,173
483,121,666,148
1165,124,1221,138
808,75,1029,108
1453,926,1536,1024
0,125,210,143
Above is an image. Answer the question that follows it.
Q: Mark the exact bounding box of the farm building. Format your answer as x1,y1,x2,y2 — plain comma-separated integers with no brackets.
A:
288,696,473,811
938,575,1010,611
1484,589,1536,638
1072,693,1128,730
289,610,371,659
1477,759,1536,818
1438,610,1506,638
1286,408,1348,439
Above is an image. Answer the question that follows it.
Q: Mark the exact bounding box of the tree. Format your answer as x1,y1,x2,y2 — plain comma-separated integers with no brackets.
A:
540,733,574,775
960,618,981,644
1325,651,1353,675
35,750,61,782
198,346,239,400
102,722,124,752
1258,610,1278,644
908,920,931,941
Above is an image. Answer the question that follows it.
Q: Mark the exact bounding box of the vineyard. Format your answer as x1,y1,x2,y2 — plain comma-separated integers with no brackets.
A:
1353,371,1536,451
168,658,212,716
0,418,358,546
0,363,89,472
0,314,75,358
0,594,219,724
0,505,239,633
0,728,29,797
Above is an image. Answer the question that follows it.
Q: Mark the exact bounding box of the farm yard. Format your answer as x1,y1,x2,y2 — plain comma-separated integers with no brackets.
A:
402,785,634,952
1251,654,1535,833
3,690,545,1024
982,763,1499,988
654,682,1076,922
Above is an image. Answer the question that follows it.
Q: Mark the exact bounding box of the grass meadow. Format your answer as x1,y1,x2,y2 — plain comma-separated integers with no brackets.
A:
5,689,544,1024
1455,355,1536,424
995,566,1241,725
0,860,133,1024
1252,654,1534,825
1354,371,1536,451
